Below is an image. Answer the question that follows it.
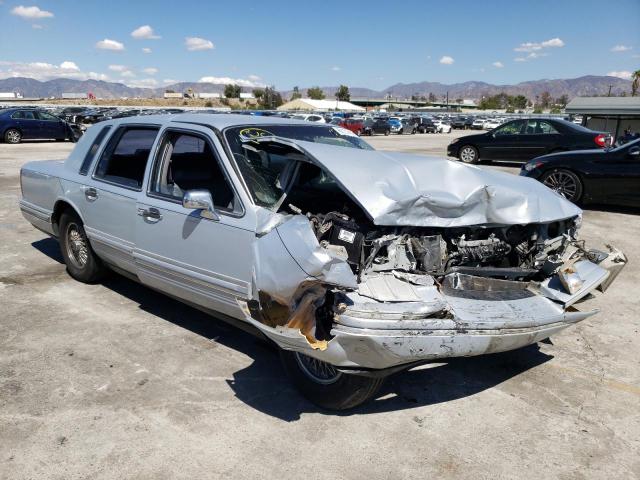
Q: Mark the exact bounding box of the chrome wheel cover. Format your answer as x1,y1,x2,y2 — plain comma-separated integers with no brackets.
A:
460,146,476,162
66,223,89,268
294,352,342,385
543,171,578,200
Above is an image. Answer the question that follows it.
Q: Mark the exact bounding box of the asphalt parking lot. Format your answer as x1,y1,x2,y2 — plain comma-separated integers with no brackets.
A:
1,131,639,480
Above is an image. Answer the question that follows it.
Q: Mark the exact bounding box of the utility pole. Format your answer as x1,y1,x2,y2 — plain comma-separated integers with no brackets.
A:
446,91,449,111
607,85,612,97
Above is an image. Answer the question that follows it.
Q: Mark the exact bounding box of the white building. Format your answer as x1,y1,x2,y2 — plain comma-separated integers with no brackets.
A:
277,98,365,112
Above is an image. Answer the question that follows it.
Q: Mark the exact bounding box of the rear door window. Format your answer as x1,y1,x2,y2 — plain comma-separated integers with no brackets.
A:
93,126,159,189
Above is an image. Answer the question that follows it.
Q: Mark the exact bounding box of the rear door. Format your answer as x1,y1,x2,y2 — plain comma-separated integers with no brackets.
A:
518,120,562,160
134,125,255,319
81,125,160,273
11,110,40,139
483,120,525,160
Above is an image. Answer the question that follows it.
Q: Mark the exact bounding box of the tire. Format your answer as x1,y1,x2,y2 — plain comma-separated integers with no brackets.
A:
411,128,416,134
541,169,583,204
458,145,479,164
280,350,384,410
384,130,390,136
59,210,107,283
4,128,21,144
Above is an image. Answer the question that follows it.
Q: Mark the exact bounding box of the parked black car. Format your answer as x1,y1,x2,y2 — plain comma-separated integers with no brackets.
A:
0,107,81,144
450,117,467,129
363,118,391,136
416,117,436,133
520,138,640,207
447,118,610,164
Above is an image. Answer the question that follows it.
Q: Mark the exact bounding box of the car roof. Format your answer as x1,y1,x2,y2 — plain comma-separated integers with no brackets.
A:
105,113,315,130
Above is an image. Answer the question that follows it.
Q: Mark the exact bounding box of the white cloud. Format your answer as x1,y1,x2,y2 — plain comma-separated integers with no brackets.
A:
514,51,548,62
11,5,53,19
610,44,632,52
142,47,152,54
198,75,265,87
31,23,43,29
131,25,160,40
59,61,79,70
185,37,214,51
248,74,261,81
0,60,109,81
120,70,136,78
96,38,125,51
163,79,179,85
142,67,158,75
492,61,504,68
514,37,564,53
331,66,341,71
607,70,632,80
108,64,127,72
439,56,454,65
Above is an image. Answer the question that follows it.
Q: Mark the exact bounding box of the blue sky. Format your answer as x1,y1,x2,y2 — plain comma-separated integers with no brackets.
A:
0,0,638,89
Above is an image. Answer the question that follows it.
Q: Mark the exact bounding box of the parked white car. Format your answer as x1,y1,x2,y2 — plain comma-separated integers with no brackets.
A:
433,120,452,133
290,114,326,123
483,119,501,130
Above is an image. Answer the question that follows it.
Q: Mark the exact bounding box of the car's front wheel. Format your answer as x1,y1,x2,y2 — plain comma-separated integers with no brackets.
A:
279,350,384,410
4,128,21,144
541,169,583,204
459,145,479,163
59,210,107,283
384,129,390,136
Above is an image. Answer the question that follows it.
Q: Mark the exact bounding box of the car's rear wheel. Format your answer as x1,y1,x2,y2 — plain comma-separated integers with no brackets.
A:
541,169,583,203
279,350,384,410
59,210,107,283
384,129,390,136
459,145,479,163
4,128,21,144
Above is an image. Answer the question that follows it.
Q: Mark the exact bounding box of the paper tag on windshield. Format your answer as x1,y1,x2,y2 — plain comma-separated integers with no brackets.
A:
332,126,357,137
338,229,356,243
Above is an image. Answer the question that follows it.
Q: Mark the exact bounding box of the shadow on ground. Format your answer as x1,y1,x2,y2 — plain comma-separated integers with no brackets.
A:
32,237,554,420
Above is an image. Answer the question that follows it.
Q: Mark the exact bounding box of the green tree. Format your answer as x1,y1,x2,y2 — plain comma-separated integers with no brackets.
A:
252,88,265,101
224,84,241,99
335,85,350,102
539,91,552,109
632,70,640,97
260,86,283,109
307,86,325,100
427,92,437,103
290,86,302,100
556,94,569,106
511,95,528,109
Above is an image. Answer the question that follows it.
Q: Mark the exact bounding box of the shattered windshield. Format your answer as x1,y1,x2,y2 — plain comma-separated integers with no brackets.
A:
224,124,373,208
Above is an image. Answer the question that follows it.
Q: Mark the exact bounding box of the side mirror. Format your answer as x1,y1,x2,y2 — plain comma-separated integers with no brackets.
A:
182,189,219,221
628,146,640,158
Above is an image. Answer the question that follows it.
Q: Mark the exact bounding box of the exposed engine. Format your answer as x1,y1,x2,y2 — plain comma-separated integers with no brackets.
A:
302,207,580,281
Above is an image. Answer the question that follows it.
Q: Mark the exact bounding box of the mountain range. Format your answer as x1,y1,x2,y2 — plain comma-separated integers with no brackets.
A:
0,75,632,101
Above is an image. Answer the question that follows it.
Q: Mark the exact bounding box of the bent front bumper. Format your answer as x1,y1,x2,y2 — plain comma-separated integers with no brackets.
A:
242,238,626,372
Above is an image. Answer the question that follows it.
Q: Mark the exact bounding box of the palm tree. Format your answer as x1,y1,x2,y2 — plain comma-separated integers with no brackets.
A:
632,70,640,97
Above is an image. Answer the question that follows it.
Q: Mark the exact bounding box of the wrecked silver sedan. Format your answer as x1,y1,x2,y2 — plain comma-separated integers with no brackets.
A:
19,115,626,409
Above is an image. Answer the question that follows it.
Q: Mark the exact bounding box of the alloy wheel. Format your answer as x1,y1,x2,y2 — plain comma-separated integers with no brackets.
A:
543,171,579,201
65,223,89,268
459,146,477,163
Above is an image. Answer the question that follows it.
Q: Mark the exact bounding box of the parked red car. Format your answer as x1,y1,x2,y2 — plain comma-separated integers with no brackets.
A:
335,118,365,136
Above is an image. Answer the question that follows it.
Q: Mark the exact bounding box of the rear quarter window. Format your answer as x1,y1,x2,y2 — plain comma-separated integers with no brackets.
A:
79,126,112,175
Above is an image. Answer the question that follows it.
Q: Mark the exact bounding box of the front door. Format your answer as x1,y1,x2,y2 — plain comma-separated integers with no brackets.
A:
36,110,66,139
12,110,40,139
484,120,525,161
134,125,255,319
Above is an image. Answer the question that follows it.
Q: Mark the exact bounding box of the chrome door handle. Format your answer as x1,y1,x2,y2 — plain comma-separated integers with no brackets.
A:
84,187,98,201
137,207,162,222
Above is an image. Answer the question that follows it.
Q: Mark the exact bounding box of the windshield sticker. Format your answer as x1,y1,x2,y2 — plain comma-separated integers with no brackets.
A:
239,127,275,141
332,126,358,137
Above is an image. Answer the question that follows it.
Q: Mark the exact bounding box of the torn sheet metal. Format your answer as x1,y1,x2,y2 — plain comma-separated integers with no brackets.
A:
536,259,609,307
254,137,581,227
251,215,357,349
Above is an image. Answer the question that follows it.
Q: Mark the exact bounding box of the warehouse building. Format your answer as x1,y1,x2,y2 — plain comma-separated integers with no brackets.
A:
566,97,640,142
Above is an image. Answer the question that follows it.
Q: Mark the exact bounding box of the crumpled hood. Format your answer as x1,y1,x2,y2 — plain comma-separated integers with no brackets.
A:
276,139,582,227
